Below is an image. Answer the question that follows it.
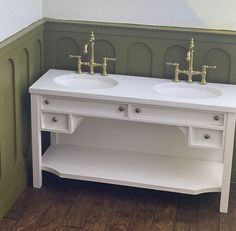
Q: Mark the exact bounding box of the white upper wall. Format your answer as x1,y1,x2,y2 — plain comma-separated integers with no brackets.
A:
1,0,236,43
42,0,236,31
0,0,42,42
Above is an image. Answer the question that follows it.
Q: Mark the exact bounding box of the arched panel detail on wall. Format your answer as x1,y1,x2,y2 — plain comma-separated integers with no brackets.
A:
54,37,80,70
0,59,17,173
8,59,17,166
9,59,17,165
127,42,152,77
164,45,187,79
19,49,31,159
23,48,30,87
33,39,43,81
94,39,116,74
204,48,231,84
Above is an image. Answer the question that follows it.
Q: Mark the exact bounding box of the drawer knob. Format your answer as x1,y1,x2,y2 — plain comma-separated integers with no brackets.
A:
52,117,58,122
214,115,220,121
135,108,141,113
204,134,210,139
119,106,125,112
44,100,50,105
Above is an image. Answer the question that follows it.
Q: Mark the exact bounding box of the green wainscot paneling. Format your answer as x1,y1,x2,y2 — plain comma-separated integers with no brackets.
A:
0,20,44,219
44,19,236,84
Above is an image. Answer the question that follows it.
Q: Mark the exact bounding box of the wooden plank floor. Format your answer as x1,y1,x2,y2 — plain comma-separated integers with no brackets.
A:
1,173,236,231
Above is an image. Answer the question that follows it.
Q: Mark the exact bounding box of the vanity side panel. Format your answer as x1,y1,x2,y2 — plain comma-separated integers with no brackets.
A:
0,20,44,219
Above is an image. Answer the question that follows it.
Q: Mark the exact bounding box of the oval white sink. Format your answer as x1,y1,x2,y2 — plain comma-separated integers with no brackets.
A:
153,82,222,99
54,74,118,90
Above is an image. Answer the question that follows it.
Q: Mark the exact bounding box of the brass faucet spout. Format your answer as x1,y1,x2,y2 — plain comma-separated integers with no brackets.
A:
186,51,191,62
83,31,95,54
84,44,88,54
187,38,194,72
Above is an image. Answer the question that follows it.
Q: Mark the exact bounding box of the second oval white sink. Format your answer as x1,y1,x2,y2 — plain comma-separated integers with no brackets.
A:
54,74,118,90
153,82,222,99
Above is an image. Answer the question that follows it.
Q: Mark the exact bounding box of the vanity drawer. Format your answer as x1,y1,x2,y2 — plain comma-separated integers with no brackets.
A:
42,113,69,132
189,128,223,149
41,97,128,119
130,105,224,127
41,112,82,134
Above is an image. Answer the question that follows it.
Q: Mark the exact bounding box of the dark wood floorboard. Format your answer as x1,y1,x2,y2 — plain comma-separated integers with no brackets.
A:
82,186,118,231
150,193,177,231
105,187,138,231
128,190,157,231
1,173,236,231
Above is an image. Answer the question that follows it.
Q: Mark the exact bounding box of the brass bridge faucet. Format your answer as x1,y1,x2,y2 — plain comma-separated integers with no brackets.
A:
166,38,216,85
69,32,116,76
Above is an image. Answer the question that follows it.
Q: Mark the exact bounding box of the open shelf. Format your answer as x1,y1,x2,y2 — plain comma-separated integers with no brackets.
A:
42,144,223,195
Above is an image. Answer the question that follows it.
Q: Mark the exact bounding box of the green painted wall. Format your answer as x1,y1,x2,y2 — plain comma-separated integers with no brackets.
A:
0,20,44,219
2,18,236,218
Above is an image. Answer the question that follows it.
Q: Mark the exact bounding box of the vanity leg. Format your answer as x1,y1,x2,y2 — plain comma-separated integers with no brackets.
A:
31,94,42,188
220,113,236,213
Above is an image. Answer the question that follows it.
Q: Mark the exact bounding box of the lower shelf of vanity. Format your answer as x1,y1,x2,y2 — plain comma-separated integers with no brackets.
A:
42,144,223,195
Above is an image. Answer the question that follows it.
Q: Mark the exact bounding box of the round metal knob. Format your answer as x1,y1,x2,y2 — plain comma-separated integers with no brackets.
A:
119,106,125,112
52,117,58,122
135,108,141,113
44,100,50,105
214,115,220,121
204,134,210,139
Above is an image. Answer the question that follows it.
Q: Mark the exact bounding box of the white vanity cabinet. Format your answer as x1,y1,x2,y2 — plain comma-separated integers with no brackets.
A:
30,69,236,213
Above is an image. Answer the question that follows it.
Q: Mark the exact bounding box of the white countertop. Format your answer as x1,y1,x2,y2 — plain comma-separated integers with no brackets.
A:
29,69,236,113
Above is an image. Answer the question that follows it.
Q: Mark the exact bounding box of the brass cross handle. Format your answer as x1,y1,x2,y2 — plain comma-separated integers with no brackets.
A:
69,55,80,59
101,57,116,76
166,62,180,82
200,65,217,85
69,55,82,74
105,58,116,62
202,65,216,70
166,62,180,67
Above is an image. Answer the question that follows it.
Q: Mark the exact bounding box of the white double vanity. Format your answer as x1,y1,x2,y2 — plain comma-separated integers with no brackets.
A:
30,69,236,213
